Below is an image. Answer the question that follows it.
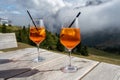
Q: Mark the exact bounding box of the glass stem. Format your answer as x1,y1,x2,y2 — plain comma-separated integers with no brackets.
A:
37,44,40,60
68,49,72,66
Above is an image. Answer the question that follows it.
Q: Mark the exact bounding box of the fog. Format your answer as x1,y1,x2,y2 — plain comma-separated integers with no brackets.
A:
0,0,120,33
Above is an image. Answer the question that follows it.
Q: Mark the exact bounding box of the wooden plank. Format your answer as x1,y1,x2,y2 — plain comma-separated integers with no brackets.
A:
0,48,49,59
0,48,65,79
81,62,120,80
8,55,99,80
0,78,4,80
0,48,36,59
0,51,3,54
0,33,17,49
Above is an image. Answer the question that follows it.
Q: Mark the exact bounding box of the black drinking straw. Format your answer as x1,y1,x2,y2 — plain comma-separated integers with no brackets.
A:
68,12,81,28
27,10,38,31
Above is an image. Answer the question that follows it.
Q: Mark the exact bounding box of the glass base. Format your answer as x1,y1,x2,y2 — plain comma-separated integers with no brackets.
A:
33,56,45,62
61,65,78,73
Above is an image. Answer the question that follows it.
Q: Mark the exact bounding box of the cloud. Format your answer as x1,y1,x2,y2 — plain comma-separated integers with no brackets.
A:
52,0,120,33
0,0,120,33
11,11,21,14
0,0,66,26
77,0,120,33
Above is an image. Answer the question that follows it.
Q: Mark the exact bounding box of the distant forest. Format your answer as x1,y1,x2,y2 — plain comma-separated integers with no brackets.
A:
82,27,120,54
0,24,88,56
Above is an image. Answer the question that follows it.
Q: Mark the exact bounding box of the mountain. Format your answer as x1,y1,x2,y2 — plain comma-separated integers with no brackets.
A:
85,0,112,6
85,0,103,6
82,27,120,53
74,0,112,9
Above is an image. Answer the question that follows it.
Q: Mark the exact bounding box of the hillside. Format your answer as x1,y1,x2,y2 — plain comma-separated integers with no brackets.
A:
82,27,120,54
0,24,21,32
77,47,120,65
0,24,120,65
1,24,120,54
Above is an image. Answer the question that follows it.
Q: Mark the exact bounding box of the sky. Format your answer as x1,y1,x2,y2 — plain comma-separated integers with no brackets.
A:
0,0,120,33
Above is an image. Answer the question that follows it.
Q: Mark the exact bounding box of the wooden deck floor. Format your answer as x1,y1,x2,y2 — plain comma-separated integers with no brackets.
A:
0,48,120,80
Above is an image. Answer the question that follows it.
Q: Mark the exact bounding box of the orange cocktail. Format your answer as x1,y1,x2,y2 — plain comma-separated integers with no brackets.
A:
30,27,46,44
60,28,81,50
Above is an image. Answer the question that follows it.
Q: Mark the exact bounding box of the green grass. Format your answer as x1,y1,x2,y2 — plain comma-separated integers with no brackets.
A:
0,24,21,32
1,42,120,65
72,48,120,65
88,48,120,60
6,25,21,31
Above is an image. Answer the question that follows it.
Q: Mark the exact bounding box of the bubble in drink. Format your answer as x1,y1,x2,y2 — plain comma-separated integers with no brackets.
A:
66,29,75,36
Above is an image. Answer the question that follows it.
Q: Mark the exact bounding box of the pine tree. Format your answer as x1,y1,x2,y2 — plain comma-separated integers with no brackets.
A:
17,29,22,42
2,24,7,33
20,26,29,43
81,46,89,56
56,39,64,52
76,43,82,53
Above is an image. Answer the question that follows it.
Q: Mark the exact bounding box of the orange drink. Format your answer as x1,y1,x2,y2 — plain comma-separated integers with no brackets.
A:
30,27,46,44
60,28,81,50
29,18,46,62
